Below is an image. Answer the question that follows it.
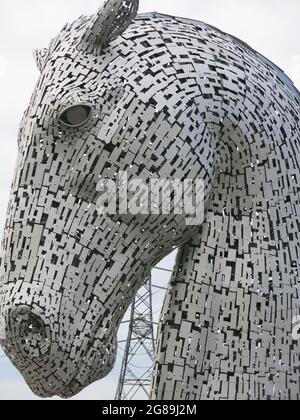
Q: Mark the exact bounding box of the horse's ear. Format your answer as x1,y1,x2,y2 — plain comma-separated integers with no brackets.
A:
33,48,48,72
79,0,139,54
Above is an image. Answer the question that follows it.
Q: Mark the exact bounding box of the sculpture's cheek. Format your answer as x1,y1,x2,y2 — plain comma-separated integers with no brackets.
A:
58,333,118,398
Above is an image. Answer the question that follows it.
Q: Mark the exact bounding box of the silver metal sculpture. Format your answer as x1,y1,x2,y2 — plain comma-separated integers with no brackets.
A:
0,0,300,400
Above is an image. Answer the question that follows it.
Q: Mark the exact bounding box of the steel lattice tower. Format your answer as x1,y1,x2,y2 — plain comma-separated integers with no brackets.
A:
115,276,156,400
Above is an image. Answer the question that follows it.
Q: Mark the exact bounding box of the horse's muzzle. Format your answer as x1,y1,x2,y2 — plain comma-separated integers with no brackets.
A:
0,305,51,360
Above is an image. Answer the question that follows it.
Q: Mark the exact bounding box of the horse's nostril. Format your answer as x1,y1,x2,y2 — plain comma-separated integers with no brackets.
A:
5,306,51,358
27,316,43,334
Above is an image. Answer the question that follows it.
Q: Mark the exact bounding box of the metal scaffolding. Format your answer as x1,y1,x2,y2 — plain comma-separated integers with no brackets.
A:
115,276,156,400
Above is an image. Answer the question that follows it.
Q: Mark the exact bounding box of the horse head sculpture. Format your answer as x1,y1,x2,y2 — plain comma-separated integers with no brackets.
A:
1,0,300,400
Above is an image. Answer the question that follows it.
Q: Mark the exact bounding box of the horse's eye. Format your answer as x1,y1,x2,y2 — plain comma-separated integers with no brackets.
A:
58,104,92,128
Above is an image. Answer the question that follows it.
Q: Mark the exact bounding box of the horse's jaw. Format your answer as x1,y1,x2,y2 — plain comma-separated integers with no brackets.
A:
57,334,118,399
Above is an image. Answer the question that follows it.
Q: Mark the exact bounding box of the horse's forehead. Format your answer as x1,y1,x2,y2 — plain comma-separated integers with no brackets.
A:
37,47,137,99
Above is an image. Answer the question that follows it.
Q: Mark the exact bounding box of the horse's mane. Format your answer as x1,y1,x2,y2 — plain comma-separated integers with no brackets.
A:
137,12,300,103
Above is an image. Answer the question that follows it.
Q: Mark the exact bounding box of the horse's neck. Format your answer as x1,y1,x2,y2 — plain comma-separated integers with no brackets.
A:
152,72,300,400
153,206,300,400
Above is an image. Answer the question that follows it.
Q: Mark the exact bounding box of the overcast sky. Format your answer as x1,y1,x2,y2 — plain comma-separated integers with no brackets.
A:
0,0,299,400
